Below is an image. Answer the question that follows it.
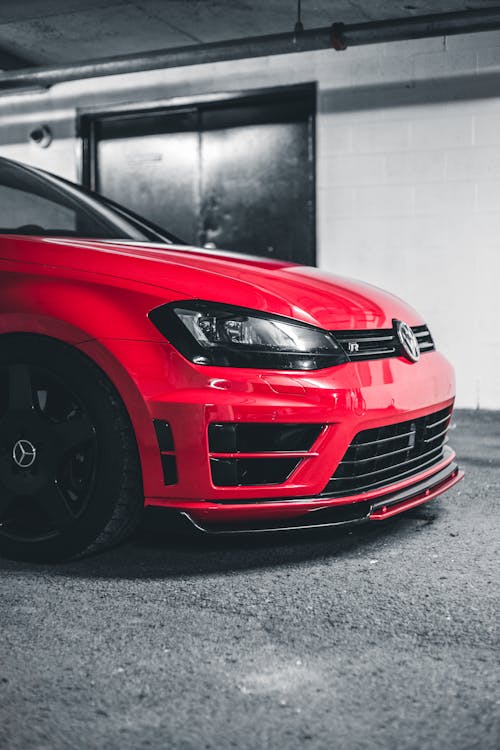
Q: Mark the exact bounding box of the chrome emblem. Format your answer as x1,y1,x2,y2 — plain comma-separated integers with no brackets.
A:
12,439,37,469
347,341,360,353
394,320,420,363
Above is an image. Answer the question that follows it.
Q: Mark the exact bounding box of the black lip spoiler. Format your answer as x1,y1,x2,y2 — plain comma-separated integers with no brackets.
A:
179,462,462,535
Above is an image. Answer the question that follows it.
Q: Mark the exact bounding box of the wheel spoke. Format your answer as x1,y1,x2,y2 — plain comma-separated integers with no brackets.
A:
35,484,77,530
53,416,95,453
8,364,34,412
0,488,15,520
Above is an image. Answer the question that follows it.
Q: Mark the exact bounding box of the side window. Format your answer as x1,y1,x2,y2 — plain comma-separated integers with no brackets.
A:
0,184,77,234
0,161,131,239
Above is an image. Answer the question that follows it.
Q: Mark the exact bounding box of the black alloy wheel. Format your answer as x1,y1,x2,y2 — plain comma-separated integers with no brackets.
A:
0,335,143,562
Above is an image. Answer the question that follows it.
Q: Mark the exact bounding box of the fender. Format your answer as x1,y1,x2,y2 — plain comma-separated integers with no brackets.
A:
0,268,171,342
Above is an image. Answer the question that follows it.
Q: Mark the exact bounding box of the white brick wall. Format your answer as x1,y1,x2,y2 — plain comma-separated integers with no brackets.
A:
1,30,500,407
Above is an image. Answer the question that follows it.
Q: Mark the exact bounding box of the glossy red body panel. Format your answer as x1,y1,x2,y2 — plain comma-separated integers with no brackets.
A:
0,235,424,330
0,234,462,529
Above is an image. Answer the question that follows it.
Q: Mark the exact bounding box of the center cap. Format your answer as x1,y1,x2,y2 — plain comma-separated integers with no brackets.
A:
12,439,37,469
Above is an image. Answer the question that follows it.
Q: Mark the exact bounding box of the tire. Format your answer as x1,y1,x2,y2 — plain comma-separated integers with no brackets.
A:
0,335,143,562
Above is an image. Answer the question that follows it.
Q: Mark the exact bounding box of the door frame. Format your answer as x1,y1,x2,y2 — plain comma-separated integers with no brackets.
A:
78,82,317,262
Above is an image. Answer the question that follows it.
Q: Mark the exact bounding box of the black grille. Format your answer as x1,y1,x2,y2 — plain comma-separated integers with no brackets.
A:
208,423,323,487
321,406,452,497
334,324,434,362
413,324,435,353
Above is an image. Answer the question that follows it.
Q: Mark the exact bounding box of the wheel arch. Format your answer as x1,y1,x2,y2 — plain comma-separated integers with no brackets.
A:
0,328,161,500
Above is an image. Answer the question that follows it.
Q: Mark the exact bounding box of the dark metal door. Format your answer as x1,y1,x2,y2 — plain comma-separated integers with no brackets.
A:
95,109,199,243
86,87,316,264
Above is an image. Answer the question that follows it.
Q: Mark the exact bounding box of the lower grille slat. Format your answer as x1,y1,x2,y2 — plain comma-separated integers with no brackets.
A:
352,429,415,449
424,427,449,443
426,413,452,430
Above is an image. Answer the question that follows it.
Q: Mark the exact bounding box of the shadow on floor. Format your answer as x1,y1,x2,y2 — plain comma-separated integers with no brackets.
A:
0,502,444,582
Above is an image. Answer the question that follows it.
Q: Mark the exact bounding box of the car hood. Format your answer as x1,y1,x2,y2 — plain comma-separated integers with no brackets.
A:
1,236,423,330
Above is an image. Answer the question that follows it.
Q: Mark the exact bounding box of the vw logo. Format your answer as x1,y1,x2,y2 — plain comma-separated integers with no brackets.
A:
394,320,420,363
12,439,37,469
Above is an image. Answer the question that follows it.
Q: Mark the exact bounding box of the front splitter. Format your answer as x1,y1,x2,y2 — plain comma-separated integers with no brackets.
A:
176,462,463,535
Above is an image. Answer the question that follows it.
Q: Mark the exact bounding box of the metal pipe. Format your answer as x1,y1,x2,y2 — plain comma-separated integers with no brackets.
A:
0,28,332,91
1,7,500,91
333,7,500,48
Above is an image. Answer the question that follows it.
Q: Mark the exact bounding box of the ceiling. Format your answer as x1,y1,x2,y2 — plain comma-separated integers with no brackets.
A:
0,1,499,71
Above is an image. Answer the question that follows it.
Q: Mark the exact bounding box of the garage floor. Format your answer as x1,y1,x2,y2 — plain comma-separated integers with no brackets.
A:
1,410,499,750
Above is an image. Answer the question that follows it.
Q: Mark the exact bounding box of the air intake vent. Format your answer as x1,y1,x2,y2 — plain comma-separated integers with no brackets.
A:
208,422,324,487
321,406,452,497
153,420,177,485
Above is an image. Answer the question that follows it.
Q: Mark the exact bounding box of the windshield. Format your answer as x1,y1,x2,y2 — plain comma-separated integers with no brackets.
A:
0,157,183,244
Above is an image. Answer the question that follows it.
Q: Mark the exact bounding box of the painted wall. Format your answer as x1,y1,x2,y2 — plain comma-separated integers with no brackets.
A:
1,30,499,408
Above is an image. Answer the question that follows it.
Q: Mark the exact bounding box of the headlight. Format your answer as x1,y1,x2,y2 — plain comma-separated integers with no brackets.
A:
148,301,347,370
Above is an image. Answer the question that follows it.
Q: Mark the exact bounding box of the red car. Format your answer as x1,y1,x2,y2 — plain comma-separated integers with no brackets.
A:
0,156,463,561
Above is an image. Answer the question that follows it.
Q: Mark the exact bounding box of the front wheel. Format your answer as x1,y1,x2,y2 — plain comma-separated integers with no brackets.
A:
0,335,143,562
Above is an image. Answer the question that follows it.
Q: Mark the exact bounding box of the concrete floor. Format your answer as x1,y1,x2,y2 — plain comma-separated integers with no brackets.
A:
0,410,499,750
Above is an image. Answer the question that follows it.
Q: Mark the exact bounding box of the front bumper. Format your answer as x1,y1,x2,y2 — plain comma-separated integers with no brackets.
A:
87,339,463,530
